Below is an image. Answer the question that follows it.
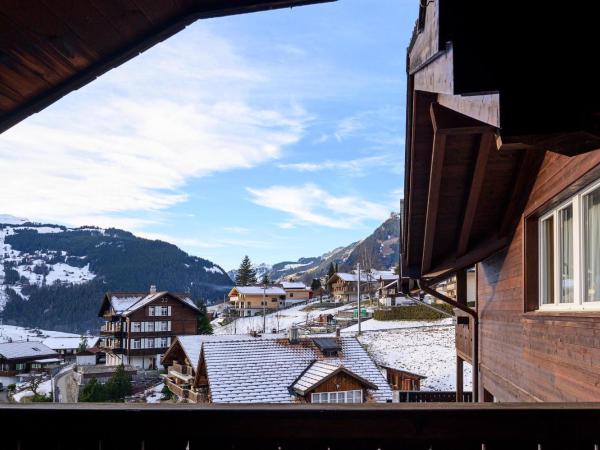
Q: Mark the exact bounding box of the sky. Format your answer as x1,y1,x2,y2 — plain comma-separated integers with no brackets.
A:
0,0,417,270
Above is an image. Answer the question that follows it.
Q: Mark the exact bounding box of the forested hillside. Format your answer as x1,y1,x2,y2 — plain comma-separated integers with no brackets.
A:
0,223,232,333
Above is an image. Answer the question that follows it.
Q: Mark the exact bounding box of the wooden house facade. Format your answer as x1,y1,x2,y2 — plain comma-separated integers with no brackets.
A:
98,288,201,370
402,1,600,402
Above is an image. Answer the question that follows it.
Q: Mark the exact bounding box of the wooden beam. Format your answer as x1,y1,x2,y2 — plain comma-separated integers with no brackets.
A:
456,132,493,256
430,102,494,136
421,124,446,274
499,150,545,237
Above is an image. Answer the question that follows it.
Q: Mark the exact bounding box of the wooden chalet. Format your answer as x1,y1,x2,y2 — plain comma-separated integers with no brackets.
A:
403,0,600,402
98,287,201,370
380,366,426,392
0,341,59,384
228,286,287,316
161,334,392,404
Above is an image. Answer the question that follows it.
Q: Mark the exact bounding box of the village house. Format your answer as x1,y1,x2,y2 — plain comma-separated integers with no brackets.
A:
42,336,100,363
161,332,392,404
0,341,60,385
402,0,600,402
98,286,201,370
280,281,311,305
328,270,397,303
228,286,286,316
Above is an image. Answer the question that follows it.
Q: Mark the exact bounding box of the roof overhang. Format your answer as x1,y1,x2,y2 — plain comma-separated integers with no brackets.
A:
0,0,335,135
403,0,600,281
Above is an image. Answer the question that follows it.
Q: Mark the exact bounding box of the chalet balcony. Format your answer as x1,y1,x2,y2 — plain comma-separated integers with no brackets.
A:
166,377,189,400
1,404,599,450
100,323,123,334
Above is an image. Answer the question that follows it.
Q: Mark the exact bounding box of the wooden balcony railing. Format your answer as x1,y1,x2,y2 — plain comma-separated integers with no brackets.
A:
1,404,599,450
396,391,473,403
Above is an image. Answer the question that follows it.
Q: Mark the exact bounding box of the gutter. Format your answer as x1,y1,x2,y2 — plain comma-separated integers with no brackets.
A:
419,281,479,403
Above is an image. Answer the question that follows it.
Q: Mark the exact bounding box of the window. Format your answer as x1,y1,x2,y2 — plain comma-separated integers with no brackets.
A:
132,339,141,349
148,306,155,316
158,305,170,316
290,293,294,297
538,182,600,310
131,322,141,332
146,321,155,332
311,390,362,404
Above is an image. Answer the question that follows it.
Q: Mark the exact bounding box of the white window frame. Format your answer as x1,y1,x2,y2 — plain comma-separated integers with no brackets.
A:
311,390,363,404
538,181,600,311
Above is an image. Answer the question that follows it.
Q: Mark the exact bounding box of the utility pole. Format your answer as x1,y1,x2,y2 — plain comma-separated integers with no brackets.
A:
263,283,267,333
357,263,362,335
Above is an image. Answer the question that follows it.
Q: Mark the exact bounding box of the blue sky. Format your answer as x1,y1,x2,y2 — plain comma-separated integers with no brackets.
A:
0,0,417,270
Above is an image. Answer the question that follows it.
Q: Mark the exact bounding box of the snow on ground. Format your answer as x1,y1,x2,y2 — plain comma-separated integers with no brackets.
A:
12,379,52,402
144,382,165,403
212,300,353,335
0,324,79,344
357,323,472,391
343,317,454,332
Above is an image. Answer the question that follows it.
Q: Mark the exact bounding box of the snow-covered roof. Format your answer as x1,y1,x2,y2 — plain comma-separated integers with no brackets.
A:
230,286,286,296
107,291,200,316
332,271,398,283
291,360,377,395
42,336,99,350
175,334,392,403
281,282,306,290
0,341,58,360
33,357,62,364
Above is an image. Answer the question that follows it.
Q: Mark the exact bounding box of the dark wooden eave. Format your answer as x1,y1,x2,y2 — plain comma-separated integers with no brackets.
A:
0,0,335,134
402,0,598,280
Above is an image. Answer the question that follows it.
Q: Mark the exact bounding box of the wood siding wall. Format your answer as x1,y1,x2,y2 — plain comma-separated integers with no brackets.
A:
478,150,600,402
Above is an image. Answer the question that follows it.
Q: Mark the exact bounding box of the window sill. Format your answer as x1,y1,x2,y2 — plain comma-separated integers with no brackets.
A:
523,310,600,321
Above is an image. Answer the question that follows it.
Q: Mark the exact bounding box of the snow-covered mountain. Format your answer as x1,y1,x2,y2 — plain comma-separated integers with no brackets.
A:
264,212,401,283
227,262,272,283
0,219,233,332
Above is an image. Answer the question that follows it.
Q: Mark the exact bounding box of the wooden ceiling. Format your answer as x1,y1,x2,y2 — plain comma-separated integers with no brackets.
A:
0,0,334,134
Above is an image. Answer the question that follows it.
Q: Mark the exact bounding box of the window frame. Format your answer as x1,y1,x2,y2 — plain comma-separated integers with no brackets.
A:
311,390,363,404
538,181,600,311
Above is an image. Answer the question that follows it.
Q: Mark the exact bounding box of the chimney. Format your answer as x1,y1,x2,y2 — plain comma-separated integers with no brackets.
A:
149,285,157,294
289,326,299,344
335,327,341,338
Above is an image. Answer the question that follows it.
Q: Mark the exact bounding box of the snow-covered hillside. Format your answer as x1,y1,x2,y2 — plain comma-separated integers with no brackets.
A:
0,323,80,344
0,224,96,310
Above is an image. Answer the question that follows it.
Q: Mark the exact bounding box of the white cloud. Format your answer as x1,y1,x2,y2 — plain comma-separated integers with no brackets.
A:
246,184,390,229
278,154,400,176
0,28,308,227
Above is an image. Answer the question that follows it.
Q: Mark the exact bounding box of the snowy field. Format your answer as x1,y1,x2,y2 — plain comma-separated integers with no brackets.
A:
357,324,472,391
343,317,454,332
212,301,354,335
0,324,79,344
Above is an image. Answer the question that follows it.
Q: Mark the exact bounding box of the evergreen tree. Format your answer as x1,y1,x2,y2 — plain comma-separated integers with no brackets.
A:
235,255,257,286
104,365,132,402
327,262,336,280
261,273,270,285
79,377,107,402
310,278,322,291
78,335,88,352
197,303,213,335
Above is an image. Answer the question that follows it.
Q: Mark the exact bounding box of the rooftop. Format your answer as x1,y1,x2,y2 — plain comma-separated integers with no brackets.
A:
173,334,392,403
0,341,58,360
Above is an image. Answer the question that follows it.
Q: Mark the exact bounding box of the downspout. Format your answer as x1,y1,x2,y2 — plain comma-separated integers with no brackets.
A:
419,281,479,403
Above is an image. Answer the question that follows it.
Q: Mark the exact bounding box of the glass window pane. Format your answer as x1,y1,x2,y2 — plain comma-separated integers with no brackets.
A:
540,216,554,304
584,188,600,302
559,205,574,303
